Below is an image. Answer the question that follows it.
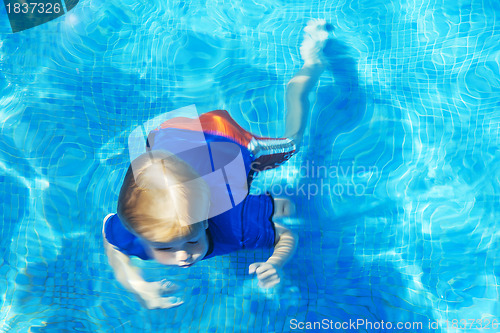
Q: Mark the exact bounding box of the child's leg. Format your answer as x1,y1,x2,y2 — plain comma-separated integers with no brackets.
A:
284,63,325,147
284,19,332,148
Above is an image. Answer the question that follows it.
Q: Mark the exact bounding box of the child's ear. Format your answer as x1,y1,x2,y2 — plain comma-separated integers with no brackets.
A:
203,219,209,229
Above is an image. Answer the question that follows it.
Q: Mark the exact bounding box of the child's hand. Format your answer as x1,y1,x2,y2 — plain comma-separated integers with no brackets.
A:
248,262,281,288
134,279,184,309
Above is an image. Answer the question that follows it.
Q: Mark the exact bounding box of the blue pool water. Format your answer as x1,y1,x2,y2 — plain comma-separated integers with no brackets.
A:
1,0,499,331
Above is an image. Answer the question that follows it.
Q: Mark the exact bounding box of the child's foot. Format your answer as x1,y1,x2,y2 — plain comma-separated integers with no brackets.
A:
300,19,334,67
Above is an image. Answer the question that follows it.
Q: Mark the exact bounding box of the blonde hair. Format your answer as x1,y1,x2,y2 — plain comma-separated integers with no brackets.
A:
117,150,210,243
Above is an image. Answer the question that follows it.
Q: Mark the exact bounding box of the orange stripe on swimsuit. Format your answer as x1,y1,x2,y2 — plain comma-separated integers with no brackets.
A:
157,110,255,147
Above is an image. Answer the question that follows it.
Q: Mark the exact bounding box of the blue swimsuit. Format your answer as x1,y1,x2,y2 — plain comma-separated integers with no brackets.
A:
104,110,296,260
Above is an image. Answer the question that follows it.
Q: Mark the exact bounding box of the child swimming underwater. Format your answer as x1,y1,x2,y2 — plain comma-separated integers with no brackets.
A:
102,19,333,309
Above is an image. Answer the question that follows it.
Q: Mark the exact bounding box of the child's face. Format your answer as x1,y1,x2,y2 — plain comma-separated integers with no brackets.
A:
141,224,209,267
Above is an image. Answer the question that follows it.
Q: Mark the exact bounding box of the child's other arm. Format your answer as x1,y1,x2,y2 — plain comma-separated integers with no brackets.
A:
267,222,298,268
249,222,298,288
102,230,183,309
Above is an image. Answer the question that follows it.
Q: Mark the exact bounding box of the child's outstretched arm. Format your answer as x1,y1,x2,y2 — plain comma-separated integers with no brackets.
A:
102,223,183,309
248,222,298,288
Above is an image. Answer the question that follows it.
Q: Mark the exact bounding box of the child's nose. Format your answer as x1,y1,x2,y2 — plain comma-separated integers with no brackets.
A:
176,250,190,261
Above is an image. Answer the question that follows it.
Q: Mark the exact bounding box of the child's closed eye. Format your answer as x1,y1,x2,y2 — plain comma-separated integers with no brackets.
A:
155,242,197,251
